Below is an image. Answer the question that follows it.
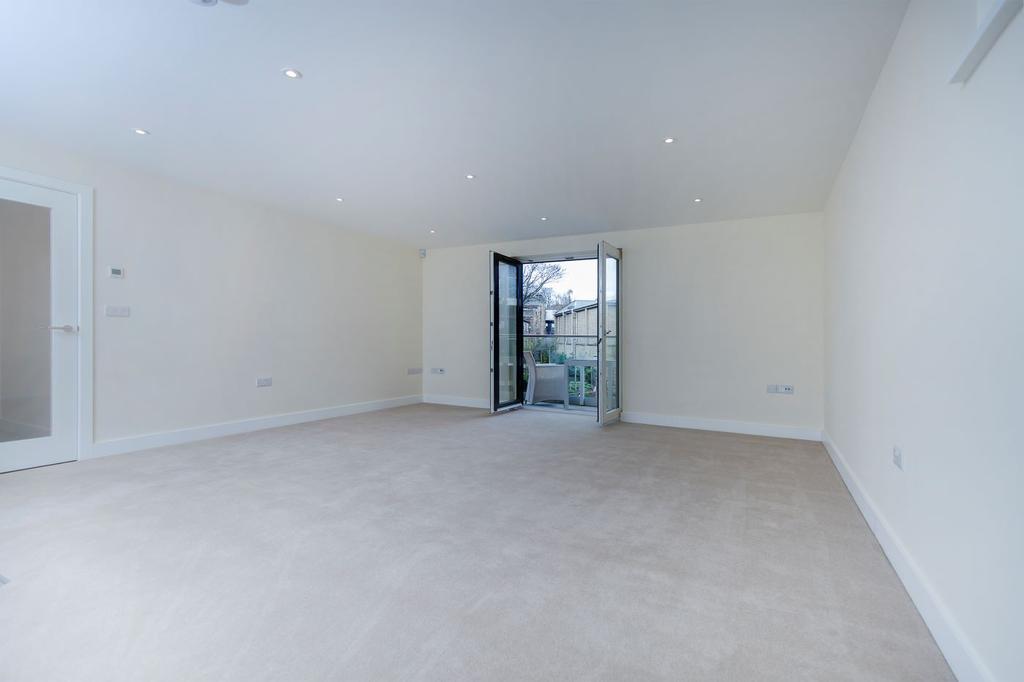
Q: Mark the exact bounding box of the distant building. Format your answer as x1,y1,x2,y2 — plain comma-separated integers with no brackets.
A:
553,299,600,360
554,299,598,336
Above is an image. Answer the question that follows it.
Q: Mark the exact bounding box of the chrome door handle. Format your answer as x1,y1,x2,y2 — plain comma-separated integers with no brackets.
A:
48,325,79,333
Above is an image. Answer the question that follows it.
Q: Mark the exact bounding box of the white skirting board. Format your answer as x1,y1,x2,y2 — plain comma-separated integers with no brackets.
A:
622,411,822,441
419,400,823,441
422,394,490,409
87,395,422,459
823,433,993,682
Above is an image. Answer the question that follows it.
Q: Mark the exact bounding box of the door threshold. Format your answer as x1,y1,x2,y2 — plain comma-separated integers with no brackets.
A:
523,405,597,417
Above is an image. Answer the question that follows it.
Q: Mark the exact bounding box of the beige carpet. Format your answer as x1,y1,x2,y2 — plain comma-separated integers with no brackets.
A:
0,404,952,681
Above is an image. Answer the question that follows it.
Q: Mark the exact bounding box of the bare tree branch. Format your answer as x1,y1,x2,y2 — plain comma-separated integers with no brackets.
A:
523,263,565,303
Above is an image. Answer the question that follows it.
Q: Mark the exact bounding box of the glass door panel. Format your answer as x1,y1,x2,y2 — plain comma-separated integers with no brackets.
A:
0,200,52,443
491,252,523,411
597,241,621,424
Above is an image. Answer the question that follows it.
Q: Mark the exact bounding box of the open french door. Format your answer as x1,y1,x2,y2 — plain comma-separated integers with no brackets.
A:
490,251,524,412
597,241,621,425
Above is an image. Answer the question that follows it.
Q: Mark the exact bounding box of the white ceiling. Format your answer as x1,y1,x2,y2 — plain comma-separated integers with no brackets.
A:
0,0,908,246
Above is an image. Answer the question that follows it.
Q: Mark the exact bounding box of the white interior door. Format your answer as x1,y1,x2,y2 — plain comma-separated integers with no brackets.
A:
0,179,79,473
597,241,621,425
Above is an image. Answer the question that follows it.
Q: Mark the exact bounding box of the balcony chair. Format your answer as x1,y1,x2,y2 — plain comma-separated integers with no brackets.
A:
523,351,569,408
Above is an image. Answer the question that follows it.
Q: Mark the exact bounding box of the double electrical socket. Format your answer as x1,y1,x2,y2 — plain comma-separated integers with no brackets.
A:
767,384,794,395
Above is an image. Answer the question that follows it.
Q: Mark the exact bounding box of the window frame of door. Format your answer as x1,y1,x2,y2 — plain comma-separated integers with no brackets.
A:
597,241,622,425
490,251,525,412
0,165,94,462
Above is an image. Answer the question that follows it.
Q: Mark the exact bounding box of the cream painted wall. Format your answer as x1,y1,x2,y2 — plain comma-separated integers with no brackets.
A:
823,1,1022,680
0,133,423,445
0,199,52,434
423,213,824,435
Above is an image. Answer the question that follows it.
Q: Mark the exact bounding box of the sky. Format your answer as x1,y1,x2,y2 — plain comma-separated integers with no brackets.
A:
546,259,596,301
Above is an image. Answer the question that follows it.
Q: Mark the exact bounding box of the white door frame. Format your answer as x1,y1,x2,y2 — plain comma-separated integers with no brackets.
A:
597,241,621,425
0,165,94,463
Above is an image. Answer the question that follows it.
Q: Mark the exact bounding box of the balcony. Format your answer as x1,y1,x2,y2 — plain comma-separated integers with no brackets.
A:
523,335,598,410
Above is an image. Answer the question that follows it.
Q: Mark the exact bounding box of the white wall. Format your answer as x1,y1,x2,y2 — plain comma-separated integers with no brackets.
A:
0,133,423,447
0,199,52,435
423,213,824,438
823,1,1023,680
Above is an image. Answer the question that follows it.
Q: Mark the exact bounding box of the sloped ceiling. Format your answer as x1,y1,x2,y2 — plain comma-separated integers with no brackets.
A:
0,0,909,245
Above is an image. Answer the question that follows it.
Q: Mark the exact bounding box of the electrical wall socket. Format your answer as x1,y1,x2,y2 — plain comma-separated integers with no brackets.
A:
892,446,903,470
767,384,795,394
431,368,446,374
105,305,131,318
256,377,272,388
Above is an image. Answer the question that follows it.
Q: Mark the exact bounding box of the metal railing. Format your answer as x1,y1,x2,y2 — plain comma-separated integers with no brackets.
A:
524,335,598,407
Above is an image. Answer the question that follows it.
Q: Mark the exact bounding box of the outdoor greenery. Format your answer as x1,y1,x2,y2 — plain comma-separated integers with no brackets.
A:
524,336,565,364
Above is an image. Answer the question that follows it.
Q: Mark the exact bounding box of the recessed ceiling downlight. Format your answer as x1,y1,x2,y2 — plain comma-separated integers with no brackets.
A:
540,217,549,221
429,228,436,234
133,128,150,136
282,68,303,79
335,197,344,203
191,1,254,9
693,197,703,203
465,174,475,180
663,137,675,144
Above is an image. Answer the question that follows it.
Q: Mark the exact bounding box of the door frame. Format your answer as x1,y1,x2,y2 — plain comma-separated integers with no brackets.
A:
597,241,621,425
0,165,94,463
489,251,525,412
